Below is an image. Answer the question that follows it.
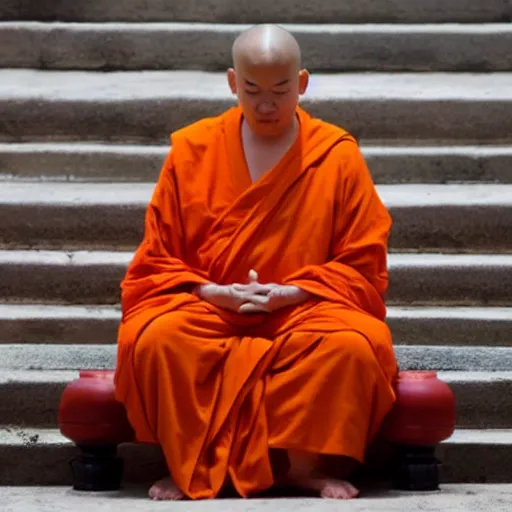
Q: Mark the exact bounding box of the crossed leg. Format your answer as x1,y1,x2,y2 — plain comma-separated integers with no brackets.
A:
286,451,360,499
263,316,396,500
128,301,395,500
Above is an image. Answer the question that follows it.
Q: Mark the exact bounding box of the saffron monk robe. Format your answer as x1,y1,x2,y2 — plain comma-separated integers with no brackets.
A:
114,23,398,501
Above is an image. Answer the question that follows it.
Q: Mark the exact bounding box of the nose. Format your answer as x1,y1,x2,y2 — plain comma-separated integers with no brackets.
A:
256,101,277,115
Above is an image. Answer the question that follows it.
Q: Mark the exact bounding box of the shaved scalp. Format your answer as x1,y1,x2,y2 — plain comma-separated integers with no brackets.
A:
232,24,302,70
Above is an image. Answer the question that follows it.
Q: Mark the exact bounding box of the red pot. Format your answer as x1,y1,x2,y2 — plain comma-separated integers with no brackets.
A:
379,371,456,446
58,370,134,446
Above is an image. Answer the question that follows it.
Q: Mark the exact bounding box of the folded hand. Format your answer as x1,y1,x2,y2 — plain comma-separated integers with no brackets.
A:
194,275,275,313
195,270,311,314
235,270,311,313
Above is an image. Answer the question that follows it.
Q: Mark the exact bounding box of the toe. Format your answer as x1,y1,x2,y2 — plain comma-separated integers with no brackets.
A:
320,486,339,499
347,484,360,499
320,481,360,500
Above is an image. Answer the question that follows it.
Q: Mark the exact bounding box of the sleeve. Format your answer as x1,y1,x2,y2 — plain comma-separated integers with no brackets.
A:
283,140,391,320
120,147,210,317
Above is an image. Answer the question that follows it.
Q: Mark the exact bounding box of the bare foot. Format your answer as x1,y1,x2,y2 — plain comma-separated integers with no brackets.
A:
293,475,360,499
148,477,185,501
318,478,360,499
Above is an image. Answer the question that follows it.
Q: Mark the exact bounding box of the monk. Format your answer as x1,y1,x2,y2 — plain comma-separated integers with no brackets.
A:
114,24,398,501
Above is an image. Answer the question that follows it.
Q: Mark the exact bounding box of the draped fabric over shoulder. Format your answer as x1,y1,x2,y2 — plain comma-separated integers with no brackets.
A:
115,106,398,499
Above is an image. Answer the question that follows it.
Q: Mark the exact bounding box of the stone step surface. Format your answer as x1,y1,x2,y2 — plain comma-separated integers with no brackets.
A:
1,250,511,306
1,304,510,347
387,307,512,347
2,485,512,511
1,370,510,428
1,70,512,143
1,428,512,488
0,182,510,252
3,485,512,512
2,22,512,72
0,305,120,345
2,343,512,373
1,143,512,184
1,0,510,24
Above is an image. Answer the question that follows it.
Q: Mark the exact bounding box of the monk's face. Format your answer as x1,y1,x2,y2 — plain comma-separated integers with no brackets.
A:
228,61,309,137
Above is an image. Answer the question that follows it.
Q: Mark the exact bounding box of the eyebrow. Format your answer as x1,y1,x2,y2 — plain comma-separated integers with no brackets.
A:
244,79,290,87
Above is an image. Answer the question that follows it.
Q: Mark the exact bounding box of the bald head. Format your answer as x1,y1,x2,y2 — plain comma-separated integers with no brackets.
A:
232,24,302,70
227,24,308,138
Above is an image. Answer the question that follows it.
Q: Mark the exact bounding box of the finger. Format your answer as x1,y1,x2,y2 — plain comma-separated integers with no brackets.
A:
239,302,268,314
249,282,279,291
250,284,276,295
233,283,274,295
248,269,259,282
245,293,270,305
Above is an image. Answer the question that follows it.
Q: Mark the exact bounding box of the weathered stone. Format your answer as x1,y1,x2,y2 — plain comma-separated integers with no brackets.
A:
1,70,512,143
1,251,511,305
1,0,510,23
0,183,511,251
2,305,510,347
1,143,512,184
1,370,511,428
3,344,512,373
387,307,512,347
1,22,512,72
1,428,512,489
0,304,120,345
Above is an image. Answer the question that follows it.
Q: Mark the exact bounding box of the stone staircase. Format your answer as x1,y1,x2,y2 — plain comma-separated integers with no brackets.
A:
1,0,512,489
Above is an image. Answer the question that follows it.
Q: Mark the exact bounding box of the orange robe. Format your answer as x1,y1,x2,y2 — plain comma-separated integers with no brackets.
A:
114,106,398,499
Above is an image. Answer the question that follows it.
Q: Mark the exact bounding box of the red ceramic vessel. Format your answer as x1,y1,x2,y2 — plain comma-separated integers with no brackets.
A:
59,369,455,448
59,370,134,446
58,368,456,492
378,371,456,445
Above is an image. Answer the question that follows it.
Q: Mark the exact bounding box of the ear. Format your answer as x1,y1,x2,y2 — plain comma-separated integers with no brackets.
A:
298,69,309,95
227,68,237,95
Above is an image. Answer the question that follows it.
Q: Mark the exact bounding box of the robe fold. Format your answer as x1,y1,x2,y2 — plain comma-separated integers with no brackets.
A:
115,106,398,499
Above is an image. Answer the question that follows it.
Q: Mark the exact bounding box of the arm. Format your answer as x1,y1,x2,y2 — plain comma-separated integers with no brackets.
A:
283,140,391,320
120,148,210,318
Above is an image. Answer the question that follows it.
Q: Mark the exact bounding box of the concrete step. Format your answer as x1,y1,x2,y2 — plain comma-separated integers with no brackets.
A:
1,304,510,347
1,0,510,24
2,486,512,512
2,22,512,72
1,182,511,252
1,429,512,490
387,307,512,347
2,143,512,184
0,430,511,490
0,143,166,183
1,370,510,429
2,343,512,373
0,427,166,487
2,484,512,511
0,305,120,345
1,250,511,306
1,70,512,144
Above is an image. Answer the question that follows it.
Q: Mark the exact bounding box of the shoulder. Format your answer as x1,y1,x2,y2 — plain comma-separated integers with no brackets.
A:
169,108,233,160
311,125,371,185
171,115,222,144
299,107,357,144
